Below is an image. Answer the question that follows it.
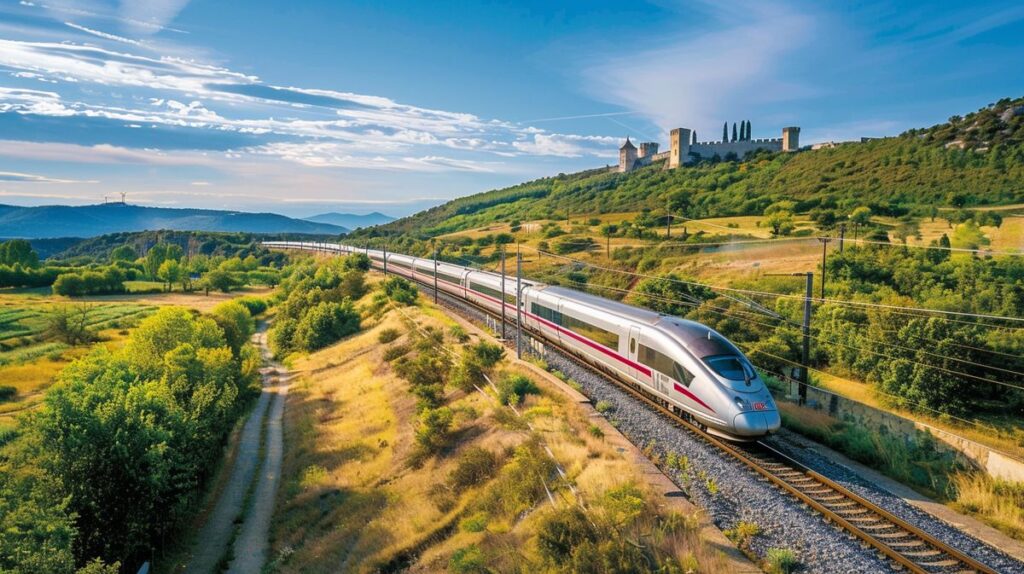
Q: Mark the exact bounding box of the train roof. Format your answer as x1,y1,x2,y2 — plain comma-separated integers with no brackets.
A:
538,285,664,325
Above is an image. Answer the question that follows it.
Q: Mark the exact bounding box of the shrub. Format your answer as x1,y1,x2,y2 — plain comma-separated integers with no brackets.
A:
449,545,488,574
0,386,16,401
382,276,418,305
448,447,500,489
459,512,489,533
269,317,298,356
343,253,371,272
470,341,504,368
449,325,470,343
588,424,604,439
236,296,269,316
415,407,454,453
766,548,798,574
294,300,361,351
339,270,367,300
497,374,539,405
383,343,410,361
377,328,400,344
595,400,614,414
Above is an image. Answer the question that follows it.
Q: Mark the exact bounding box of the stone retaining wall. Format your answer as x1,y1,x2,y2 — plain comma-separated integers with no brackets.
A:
775,381,1024,483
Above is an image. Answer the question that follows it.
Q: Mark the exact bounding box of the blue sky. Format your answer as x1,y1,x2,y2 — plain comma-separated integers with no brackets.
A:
0,0,1023,217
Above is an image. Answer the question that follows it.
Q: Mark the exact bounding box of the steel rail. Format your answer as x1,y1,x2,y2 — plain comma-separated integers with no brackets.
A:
270,242,1000,574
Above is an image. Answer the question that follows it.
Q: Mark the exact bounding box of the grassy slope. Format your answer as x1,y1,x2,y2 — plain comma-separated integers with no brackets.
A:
269,286,726,573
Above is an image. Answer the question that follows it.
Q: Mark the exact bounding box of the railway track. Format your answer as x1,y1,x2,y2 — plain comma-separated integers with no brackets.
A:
275,247,1001,574
427,285,999,574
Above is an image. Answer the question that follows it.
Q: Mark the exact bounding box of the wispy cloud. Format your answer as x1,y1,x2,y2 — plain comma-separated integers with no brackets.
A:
582,1,815,136
0,170,96,183
64,21,141,45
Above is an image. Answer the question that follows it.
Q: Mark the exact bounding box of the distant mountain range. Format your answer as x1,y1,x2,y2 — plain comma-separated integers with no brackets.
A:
0,203,347,239
303,211,395,229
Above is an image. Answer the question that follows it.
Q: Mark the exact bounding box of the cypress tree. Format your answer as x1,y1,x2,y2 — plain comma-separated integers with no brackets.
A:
691,130,697,144
722,122,728,143
746,120,752,140
732,122,737,142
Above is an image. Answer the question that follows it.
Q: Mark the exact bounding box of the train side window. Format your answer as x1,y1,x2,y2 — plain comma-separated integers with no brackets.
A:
639,344,694,386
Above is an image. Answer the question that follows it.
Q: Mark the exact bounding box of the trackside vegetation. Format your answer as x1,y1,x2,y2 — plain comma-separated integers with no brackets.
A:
0,303,263,572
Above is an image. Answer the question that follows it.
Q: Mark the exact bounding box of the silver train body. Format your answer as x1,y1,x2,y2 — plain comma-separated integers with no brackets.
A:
264,241,781,440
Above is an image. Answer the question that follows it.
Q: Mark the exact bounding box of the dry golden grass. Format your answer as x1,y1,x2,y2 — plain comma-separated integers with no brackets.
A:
270,293,723,573
952,472,1024,539
79,286,273,312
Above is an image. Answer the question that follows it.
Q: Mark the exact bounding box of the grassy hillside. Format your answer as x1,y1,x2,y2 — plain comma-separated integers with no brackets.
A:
354,96,1024,241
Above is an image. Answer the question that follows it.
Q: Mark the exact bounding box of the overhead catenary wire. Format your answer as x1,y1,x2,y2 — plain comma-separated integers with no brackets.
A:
527,246,1024,326
558,278,1024,386
333,242,1024,387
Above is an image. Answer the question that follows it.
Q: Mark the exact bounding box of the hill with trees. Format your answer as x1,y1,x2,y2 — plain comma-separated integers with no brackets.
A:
0,202,347,239
351,96,1024,241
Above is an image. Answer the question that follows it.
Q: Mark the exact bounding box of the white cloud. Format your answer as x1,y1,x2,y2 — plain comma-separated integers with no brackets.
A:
511,133,617,158
64,21,141,45
583,1,815,136
118,0,192,36
0,170,96,183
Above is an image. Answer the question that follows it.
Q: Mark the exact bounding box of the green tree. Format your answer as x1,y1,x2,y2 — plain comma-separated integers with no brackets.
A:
110,245,136,262
600,224,618,257
202,268,240,293
210,301,255,356
157,259,183,291
294,300,360,351
722,121,728,142
0,239,39,268
764,210,795,236
951,220,990,250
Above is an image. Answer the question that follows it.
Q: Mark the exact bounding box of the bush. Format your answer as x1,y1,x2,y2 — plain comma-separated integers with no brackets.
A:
0,386,16,401
343,253,371,272
448,447,500,489
415,407,454,453
294,300,361,351
449,545,488,574
269,317,298,356
459,512,489,533
497,374,539,405
382,276,418,305
766,548,798,574
236,296,268,316
449,325,469,343
383,343,410,361
377,328,400,344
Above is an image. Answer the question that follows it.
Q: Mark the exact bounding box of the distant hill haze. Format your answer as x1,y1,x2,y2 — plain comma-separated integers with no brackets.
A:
303,212,395,229
0,203,348,239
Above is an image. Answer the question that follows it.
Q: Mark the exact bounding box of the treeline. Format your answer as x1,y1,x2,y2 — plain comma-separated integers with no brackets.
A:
0,301,265,572
50,229,302,264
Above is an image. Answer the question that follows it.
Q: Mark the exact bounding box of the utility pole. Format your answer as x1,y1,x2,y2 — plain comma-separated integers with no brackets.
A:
766,272,814,405
382,244,387,276
817,237,832,299
516,244,522,359
801,272,813,405
433,248,439,304
838,224,846,253
500,246,507,340
665,197,671,239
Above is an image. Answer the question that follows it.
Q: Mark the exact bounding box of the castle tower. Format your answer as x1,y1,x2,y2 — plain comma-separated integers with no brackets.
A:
619,137,638,172
782,127,800,152
638,142,659,158
669,128,692,169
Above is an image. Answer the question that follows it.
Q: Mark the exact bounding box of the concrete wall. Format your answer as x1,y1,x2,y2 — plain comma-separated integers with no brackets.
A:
774,383,1024,483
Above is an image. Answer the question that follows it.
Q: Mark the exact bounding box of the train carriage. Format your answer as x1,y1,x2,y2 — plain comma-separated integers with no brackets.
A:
263,241,780,440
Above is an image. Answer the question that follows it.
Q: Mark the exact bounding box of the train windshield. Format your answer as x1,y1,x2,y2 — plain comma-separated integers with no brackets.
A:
704,355,755,382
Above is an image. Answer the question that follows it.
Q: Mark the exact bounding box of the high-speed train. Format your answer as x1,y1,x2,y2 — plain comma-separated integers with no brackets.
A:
263,241,781,440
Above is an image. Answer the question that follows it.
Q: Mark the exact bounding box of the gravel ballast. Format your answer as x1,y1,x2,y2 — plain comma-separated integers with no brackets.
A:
433,291,1024,574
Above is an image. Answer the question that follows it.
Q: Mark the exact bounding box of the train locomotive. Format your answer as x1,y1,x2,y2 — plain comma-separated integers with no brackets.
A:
264,241,781,440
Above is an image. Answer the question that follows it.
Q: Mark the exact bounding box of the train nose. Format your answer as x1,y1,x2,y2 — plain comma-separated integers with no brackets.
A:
732,410,782,436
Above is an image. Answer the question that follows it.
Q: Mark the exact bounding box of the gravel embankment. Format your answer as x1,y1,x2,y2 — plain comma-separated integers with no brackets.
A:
435,291,1024,574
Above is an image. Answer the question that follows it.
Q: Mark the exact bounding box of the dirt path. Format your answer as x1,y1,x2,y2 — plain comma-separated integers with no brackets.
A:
182,323,288,574
226,359,290,573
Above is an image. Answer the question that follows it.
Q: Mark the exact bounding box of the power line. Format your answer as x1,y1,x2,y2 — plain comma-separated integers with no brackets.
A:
558,277,1024,385
528,246,1024,326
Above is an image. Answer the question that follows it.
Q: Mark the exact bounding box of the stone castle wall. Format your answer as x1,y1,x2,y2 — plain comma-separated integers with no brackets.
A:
690,138,782,160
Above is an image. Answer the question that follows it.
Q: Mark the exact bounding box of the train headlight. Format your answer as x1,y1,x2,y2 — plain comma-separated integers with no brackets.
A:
733,396,750,411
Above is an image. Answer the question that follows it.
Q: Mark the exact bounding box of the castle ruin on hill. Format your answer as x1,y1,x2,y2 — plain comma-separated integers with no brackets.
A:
617,121,800,173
